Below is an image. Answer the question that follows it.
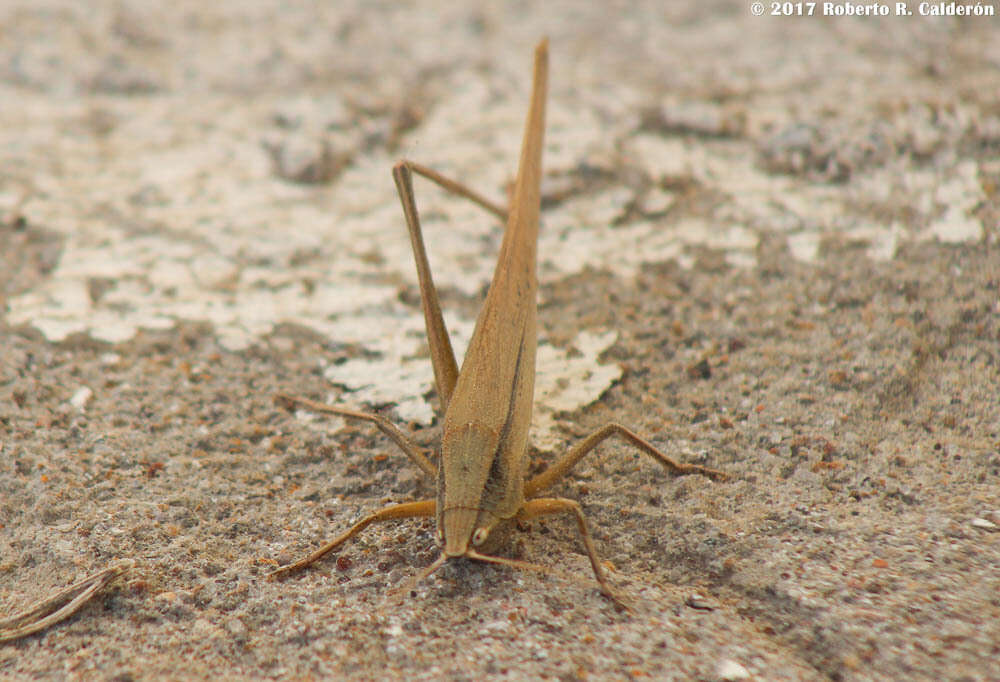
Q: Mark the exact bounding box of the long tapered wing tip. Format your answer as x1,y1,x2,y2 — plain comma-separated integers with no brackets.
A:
530,37,549,119
534,38,549,66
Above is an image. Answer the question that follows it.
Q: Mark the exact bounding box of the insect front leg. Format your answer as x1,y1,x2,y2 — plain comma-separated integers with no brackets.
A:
269,499,435,579
516,497,626,606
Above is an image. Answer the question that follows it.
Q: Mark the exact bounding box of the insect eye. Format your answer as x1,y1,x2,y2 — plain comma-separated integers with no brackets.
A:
472,528,489,545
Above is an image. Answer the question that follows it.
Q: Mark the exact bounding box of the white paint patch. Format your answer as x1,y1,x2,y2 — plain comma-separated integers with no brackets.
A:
322,312,474,424
786,232,821,263
628,134,696,178
839,223,905,262
532,330,622,450
2,38,986,431
924,160,984,244
319,318,620,449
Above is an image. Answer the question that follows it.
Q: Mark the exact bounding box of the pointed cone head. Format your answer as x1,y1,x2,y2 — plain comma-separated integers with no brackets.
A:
437,421,498,556
442,506,477,557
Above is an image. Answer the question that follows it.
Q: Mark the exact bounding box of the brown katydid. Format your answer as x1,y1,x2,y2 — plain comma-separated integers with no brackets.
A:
270,39,727,601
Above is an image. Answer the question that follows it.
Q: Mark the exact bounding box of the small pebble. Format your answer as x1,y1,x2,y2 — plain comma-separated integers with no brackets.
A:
971,518,998,532
69,386,93,411
717,658,751,680
262,134,344,184
686,593,714,611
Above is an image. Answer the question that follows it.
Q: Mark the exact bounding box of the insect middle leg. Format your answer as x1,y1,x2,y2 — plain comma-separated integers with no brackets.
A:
518,425,727,602
275,393,435,479
525,422,728,499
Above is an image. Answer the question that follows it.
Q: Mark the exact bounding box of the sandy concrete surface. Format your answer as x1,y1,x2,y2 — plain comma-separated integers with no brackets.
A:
2,2,998,680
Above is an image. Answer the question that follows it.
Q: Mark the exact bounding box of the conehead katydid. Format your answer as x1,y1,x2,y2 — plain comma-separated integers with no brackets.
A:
270,39,727,601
